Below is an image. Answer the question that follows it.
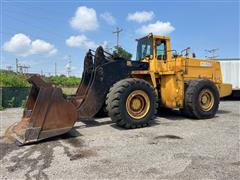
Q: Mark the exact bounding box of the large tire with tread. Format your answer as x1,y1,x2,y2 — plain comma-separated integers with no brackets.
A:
181,79,219,119
106,78,158,128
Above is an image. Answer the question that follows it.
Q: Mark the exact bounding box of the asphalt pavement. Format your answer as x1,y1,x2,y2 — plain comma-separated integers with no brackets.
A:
0,101,239,180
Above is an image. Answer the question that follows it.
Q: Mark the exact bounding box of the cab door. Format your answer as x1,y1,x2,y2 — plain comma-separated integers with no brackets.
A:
155,38,174,73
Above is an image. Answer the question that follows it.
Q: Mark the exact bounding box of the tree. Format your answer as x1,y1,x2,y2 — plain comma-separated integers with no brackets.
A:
113,46,132,60
0,70,30,87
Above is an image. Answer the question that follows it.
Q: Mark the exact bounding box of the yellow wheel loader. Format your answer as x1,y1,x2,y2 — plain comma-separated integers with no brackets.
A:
8,34,232,145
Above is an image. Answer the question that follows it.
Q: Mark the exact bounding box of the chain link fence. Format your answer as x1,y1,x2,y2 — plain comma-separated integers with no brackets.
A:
0,87,31,108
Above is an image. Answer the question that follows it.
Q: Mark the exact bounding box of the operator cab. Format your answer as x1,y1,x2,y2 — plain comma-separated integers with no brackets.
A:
136,34,169,61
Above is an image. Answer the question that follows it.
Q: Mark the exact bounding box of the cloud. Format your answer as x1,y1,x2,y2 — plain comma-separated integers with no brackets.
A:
70,6,98,32
66,35,110,50
3,33,57,56
127,11,154,23
100,12,116,25
66,35,97,49
31,39,57,55
136,21,175,35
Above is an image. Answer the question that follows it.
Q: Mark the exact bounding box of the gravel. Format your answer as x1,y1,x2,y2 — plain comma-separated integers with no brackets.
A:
0,101,239,180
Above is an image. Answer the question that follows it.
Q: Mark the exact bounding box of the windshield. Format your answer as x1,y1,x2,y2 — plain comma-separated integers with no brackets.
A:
136,37,153,61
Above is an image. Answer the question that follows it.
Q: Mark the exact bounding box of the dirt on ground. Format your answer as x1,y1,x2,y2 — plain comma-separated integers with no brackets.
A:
0,101,239,180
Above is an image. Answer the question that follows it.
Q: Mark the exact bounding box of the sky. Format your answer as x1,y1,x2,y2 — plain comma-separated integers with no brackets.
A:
1,0,239,77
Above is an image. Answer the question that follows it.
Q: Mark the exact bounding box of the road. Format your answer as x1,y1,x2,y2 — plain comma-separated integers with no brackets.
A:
0,101,239,180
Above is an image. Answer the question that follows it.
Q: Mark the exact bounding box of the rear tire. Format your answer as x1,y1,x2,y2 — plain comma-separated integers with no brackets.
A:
181,79,219,119
106,78,158,128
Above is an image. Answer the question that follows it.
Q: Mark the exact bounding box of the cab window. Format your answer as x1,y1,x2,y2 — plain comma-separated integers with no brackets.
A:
156,39,167,60
136,37,153,61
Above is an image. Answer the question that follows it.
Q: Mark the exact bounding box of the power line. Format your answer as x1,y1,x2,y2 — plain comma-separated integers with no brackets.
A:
2,6,66,24
205,48,219,59
15,58,30,73
3,12,67,41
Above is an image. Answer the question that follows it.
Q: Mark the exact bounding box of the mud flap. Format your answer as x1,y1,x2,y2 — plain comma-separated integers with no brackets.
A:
10,76,77,145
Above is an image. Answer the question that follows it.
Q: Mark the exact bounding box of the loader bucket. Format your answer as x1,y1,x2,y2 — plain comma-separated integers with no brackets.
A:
7,46,148,145
10,75,77,145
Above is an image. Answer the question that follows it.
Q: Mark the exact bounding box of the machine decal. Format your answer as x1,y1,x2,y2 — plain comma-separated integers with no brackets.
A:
200,61,212,67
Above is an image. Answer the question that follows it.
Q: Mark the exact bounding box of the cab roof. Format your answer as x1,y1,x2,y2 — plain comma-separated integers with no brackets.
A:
137,33,170,41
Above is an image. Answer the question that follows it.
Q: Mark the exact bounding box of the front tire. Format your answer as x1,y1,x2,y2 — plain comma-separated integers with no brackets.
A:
106,78,158,128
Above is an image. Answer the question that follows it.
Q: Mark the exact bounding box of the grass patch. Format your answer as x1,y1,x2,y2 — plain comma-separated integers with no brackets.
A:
62,87,77,95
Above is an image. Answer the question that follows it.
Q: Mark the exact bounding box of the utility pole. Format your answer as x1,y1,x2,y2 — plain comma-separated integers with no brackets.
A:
18,64,30,73
16,58,19,72
113,27,123,49
16,59,30,73
66,55,72,77
205,48,219,59
54,62,57,76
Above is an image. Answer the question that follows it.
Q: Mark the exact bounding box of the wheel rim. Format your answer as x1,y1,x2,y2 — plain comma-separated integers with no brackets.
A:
198,89,214,112
126,90,150,119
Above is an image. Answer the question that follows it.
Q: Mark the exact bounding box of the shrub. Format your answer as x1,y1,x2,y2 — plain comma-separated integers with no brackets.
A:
0,105,4,111
7,97,15,108
0,70,80,108
21,99,27,108
46,75,80,87
0,70,30,87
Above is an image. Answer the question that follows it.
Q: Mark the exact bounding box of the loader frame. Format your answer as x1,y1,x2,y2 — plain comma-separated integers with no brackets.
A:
7,34,232,145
